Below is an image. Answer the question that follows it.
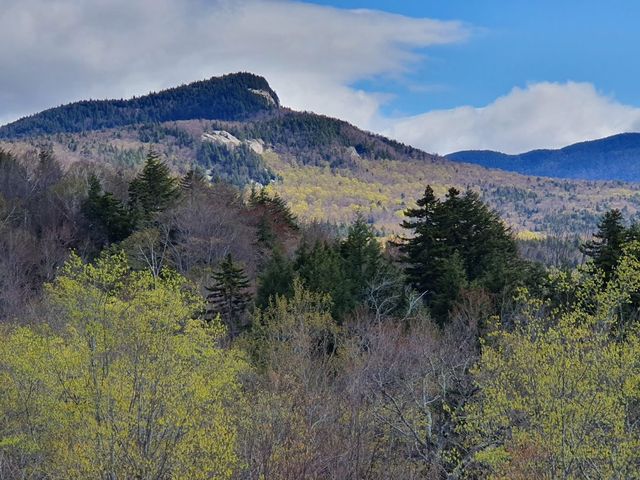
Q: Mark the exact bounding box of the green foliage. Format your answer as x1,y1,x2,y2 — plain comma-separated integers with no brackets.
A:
234,110,429,167
128,151,180,221
0,252,247,478
254,214,399,320
11,139,640,479
399,185,529,323
466,244,640,478
256,249,295,308
180,167,209,191
295,241,355,320
251,278,338,371
250,187,298,232
430,251,468,321
206,254,251,336
255,213,277,251
138,123,195,147
581,209,632,281
340,213,383,294
82,174,134,243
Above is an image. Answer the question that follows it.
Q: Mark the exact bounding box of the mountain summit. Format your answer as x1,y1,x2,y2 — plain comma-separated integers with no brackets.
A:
0,72,280,139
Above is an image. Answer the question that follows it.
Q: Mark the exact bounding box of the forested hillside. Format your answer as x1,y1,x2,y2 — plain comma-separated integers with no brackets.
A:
448,132,640,181
5,118,640,238
4,73,640,239
2,146,640,478
0,72,279,139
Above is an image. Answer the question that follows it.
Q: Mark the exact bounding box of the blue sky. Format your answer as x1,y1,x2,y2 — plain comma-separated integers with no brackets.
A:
309,0,640,115
3,0,640,154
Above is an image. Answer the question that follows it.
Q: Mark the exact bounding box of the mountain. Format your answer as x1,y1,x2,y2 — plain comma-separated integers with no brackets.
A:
447,133,640,181
0,72,279,139
3,73,640,238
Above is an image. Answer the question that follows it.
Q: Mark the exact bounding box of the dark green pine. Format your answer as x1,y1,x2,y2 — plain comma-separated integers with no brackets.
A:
206,254,251,336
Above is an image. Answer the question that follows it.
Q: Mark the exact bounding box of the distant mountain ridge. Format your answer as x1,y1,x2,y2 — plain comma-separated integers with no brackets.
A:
447,133,640,181
0,72,279,139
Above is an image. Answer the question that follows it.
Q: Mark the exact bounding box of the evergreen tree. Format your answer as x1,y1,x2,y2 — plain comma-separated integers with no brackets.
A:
250,188,298,231
128,151,179,221
398,186,450,305
581,209,627,281
206,254,251,336
83,174,104,222
180,167,209,191
430,251,468,321
399,185,522,324
256,214,277,251
295,241,354,320
256,249,295,308
82,174,133,244
340,213,383,302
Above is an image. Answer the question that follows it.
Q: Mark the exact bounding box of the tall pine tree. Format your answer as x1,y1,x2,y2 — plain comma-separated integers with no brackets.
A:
398,186,450,305
340,213,383,303
295,241,354,320
128,151,179,222
580,209,637,283
399,185,522,324
82,174,133,244
180,167,209,191
256,248,295,308
206,254,251,336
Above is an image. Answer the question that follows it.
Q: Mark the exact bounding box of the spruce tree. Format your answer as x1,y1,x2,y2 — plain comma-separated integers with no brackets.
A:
256,214,277,251
250,188,298,231
341,214,405,317
430,251,468,321
128,151,179,221
256,249,295,308
83,174,104,223
206,254,251,336
82,174,133,243
340,213,383,302
295,241,354,320
581,209,627,281
180,167,208,191
399,185,522,324
398,186,449,302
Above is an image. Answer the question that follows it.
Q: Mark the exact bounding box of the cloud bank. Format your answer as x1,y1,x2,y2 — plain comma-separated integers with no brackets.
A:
3,1,640,154
0,0,467,128
385,82,640,154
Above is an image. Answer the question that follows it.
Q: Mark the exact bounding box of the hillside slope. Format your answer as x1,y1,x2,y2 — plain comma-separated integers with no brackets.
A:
2,74,640,237
0,72,279,139
447,133,640,181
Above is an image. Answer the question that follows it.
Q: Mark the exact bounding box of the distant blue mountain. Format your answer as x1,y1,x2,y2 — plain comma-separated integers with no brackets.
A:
447,133,640,181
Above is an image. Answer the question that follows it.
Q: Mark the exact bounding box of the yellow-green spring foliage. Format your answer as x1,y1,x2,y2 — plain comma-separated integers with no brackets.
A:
0,252,247,479
466,242,640,479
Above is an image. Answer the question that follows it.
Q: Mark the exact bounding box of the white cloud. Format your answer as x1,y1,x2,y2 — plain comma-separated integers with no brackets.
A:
6,2,636,155
0,0,468,128
385,82,640,154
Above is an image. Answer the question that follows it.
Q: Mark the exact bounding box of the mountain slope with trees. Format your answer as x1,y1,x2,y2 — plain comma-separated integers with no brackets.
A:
4,74,640,239
2,141,640,477
0,72,279,139
447,132,640,181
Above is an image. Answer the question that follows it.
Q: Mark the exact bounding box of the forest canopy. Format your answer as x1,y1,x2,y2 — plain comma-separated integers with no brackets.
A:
1,147,639,479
